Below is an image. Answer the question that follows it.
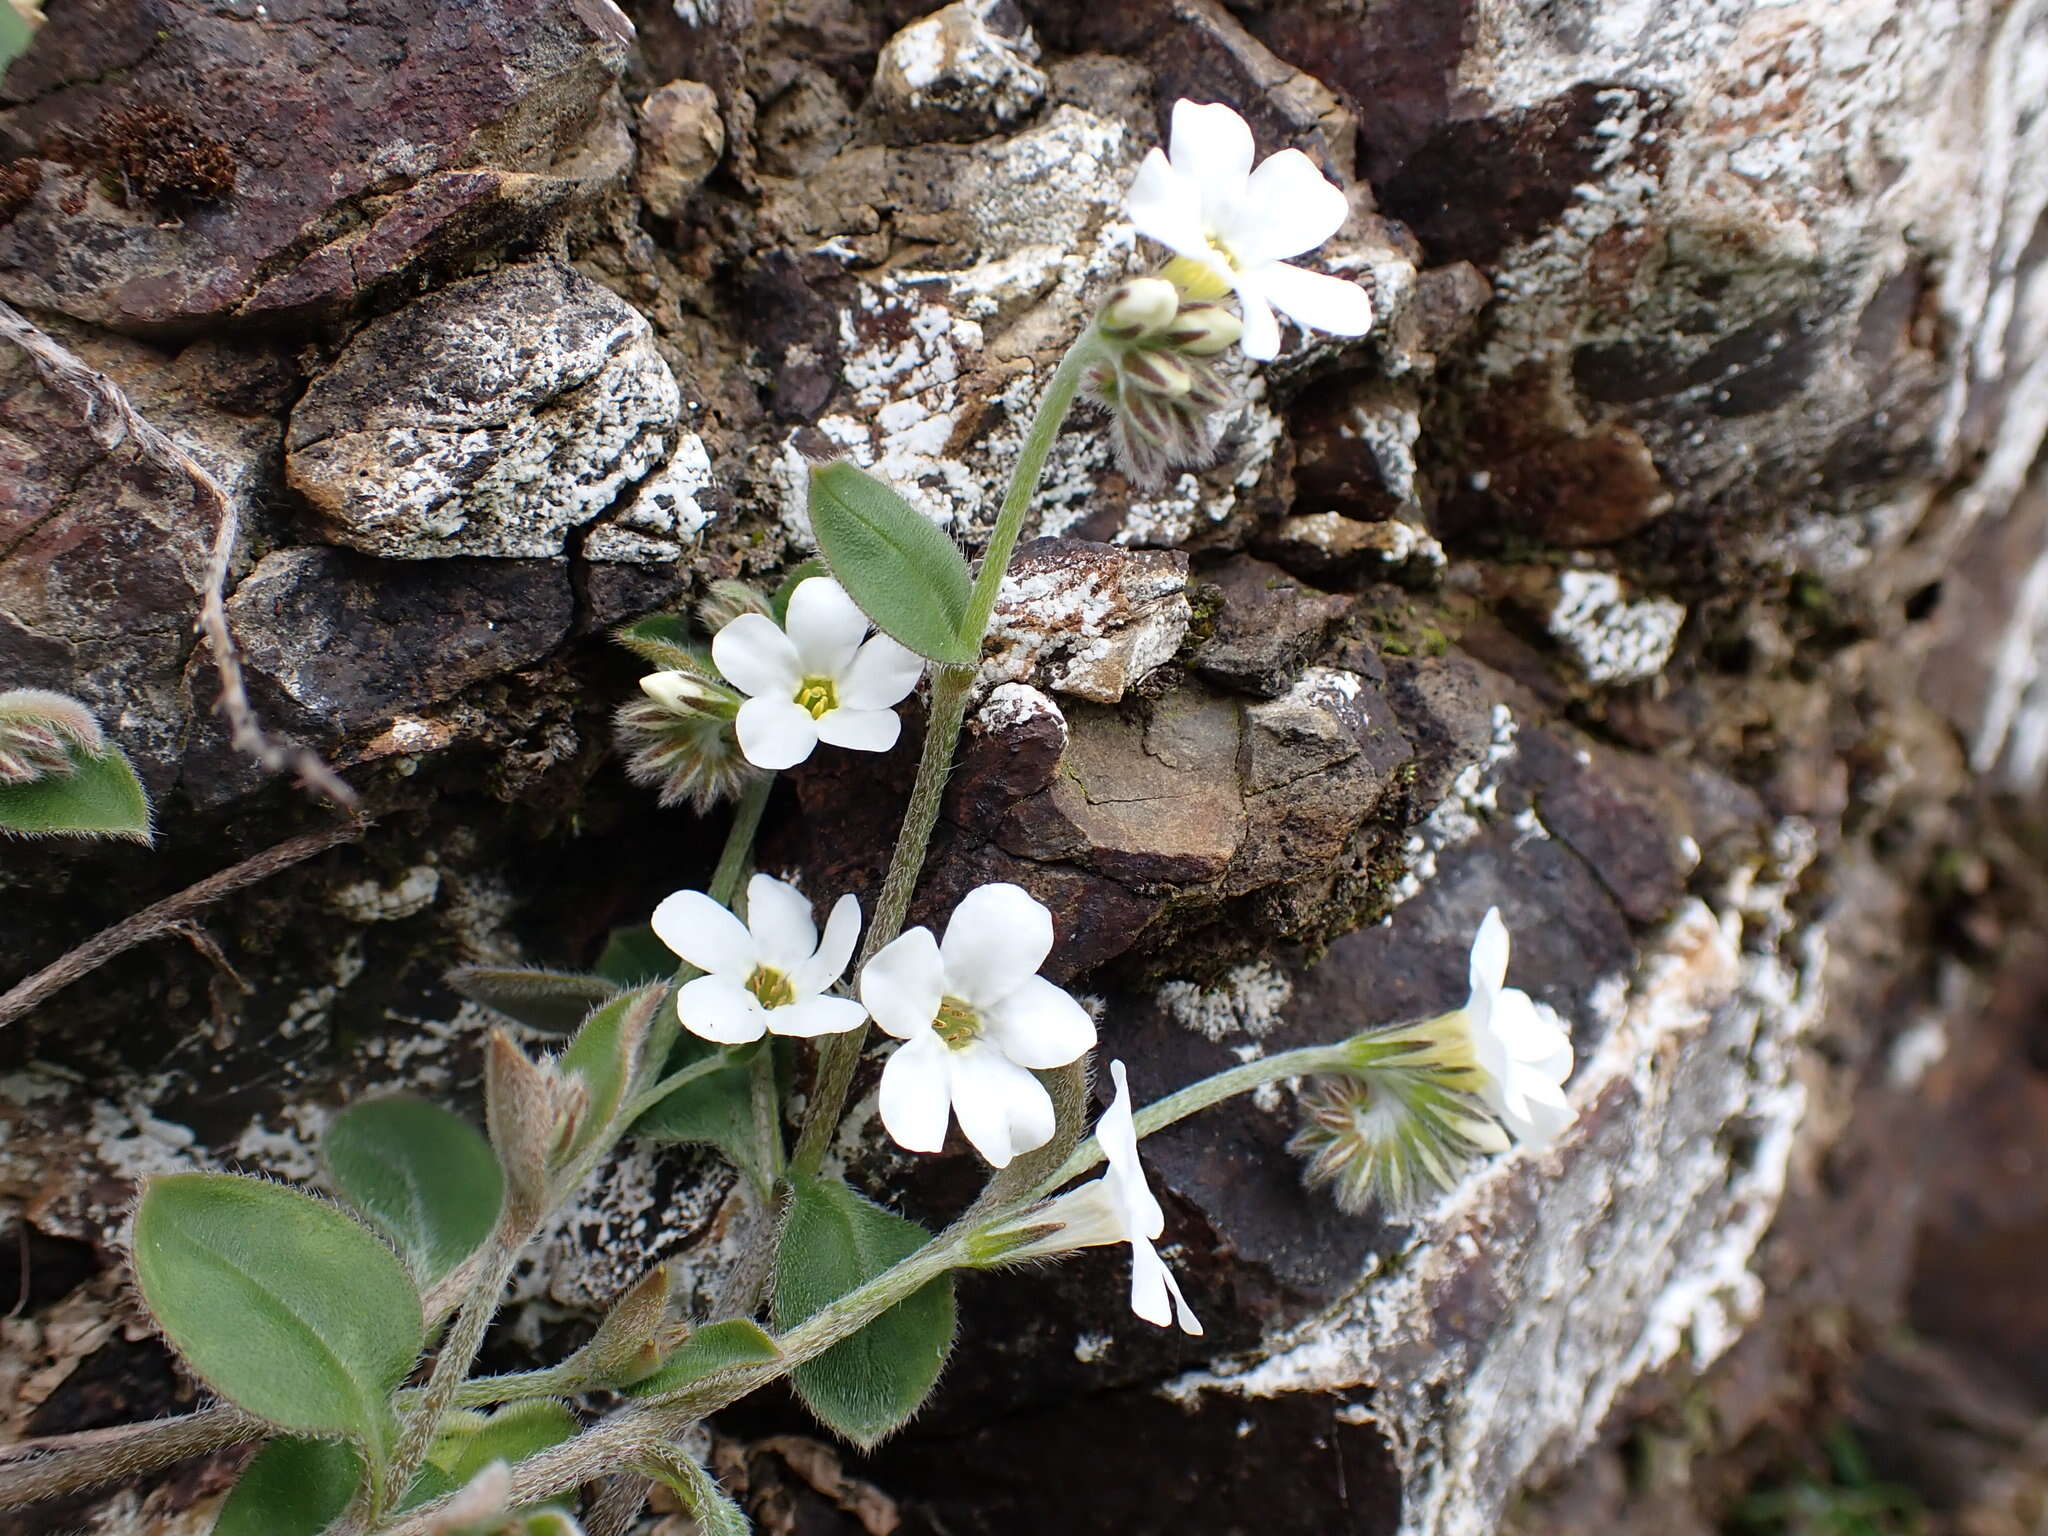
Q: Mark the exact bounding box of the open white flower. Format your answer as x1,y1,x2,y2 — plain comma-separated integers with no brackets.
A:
1004,1060,1203,1334
1127,99,1375,361
1461,908,1576,1145
653,872,868,1044
711,577,925,771
859,883,1096,1167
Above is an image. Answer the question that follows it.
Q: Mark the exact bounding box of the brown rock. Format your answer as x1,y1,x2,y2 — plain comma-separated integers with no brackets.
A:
634,80,724,219
1192,555,1354,698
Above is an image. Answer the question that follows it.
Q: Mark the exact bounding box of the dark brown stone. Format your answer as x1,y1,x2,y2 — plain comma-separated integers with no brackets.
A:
1192,555,1354,698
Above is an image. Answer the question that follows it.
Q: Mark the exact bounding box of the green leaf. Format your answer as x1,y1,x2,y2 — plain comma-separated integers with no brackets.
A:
322,1097,504,1286
557,985,666,1159
427,1401,578,1489
632,1044,754,1160
0,6,36,76
771,1176,955,1449
649,1452,752,1536
215,1436,363,1536
614,616,716,676
132,1173,424,1446
626,1318,781,1399
0,741,152,842
596,923,677,988
446,967,623,1034
807,462,976,665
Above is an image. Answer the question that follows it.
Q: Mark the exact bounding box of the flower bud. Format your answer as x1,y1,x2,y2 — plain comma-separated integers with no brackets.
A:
1119,347,1197,398
1165,301,1244,357
640,670,725,714
1097,277,1181,341
0,688,104,784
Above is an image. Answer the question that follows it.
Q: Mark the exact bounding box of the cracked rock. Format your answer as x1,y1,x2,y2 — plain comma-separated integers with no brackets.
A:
286,263,703,561
1192,554,1354,698
872,0,1049,144
982,538,1191,703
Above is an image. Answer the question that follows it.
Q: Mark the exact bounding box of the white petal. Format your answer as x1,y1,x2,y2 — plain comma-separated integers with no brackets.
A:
735,695,820,770
947,1044,1055,1167
1487,986,1566,1068
651,889,756,977
1168,99,1255,191
765,994,869,1038
814,706,902,754
1127,148,1212,261
1505,1075,1576,1147
1097,1061,1165,1239
784,577,871,678
676,973,769,1045
712,613,802,700
981,974,1095,1070
838,634,926,710
790,891,861,997
1469,907,1511,997
1259,262,1375,338
1128,1237,1200,1334
1159,1252,1204,1336
938,882,1054,1008
744,872,817,974
859,927,946,1040
1234,277,1282,361
1030,1180,1128,1250
1231,148,1350,265
878,1033,954,1153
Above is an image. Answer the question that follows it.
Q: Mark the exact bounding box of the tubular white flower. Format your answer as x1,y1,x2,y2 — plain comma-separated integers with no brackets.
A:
652,872,868,1045
859,883,1096,1168
1005,1060,1203,1334
710,576,925,771
1126,99,1375,361
1461,907,1576,1145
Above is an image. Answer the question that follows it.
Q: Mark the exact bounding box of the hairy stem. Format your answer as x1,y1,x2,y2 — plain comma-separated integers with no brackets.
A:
707,774,772,908
0,1406,270,1510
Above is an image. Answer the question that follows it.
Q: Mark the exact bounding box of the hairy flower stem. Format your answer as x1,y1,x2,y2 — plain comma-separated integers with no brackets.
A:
789,337,1097,1181
708,773,773,908
1030,1038,1406,1198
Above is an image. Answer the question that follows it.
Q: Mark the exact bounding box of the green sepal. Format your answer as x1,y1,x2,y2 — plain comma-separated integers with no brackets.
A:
771,1175,956,1449
806,462,976,665
445,967,624,1034
321,1096,505,1287
0,739,152,842
132,1173,423,1448
625,1318,782,1399
213,1436,363,1536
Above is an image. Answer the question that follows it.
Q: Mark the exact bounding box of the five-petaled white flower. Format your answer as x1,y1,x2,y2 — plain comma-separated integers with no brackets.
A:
860,883,1096,1167
711,577,925,771
1127,99,1375,362
1017,1060,1203,1334
654,872,868,1044
1460,908,1575,1145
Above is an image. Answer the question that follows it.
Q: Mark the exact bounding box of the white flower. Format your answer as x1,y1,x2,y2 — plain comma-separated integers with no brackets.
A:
859,883,1096,1167
1126,99,1375,361
711,577,925,771
1461,908,1576,1145
1017,1060,1203,1334
653,873,868,1044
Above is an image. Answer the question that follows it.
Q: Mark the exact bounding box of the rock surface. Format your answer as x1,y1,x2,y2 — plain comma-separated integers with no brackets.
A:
634,80,725,219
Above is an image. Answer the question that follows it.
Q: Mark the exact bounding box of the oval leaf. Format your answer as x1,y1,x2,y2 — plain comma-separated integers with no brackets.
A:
446,967,623,1035
807,463,976,665
771,1175,955,1449
323,1097,505,1285
0,741,152,842
627,1318,782,1399
215,1436,364,1536
133,1172,424,1443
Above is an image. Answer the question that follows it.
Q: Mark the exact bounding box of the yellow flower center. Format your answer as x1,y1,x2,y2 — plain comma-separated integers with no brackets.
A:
747,966,795,1009
794,676,838,719
933,995,981,1049
1163,252,1235,301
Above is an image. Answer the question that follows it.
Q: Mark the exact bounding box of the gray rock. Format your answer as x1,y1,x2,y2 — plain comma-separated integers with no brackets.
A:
634,80,725,219
286,263,707,561
872,1,1048,144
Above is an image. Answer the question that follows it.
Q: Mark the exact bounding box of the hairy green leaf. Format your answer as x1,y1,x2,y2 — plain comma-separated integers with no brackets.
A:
772,1176,955,1449
632,1043,753,1157
557,985,667,1160
595,923,676,988
0,740,152,842
649,1452,752,1536
132,1173,423,1446
322,1097,504,1285
807,463,976,665
214,1436,363,1536
613,614,710,675
427,1401,579,1489
445,966,622,1034
626,1317,781,1399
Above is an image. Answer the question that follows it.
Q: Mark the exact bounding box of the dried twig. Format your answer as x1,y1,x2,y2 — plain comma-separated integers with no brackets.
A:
0,298,357,808
0,821,366,1028
0,1404,269,1510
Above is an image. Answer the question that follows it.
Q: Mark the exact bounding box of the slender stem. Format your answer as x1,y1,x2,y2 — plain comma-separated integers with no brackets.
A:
708,774,773,908
1032,1041,1367,1197
747,1042,786,1193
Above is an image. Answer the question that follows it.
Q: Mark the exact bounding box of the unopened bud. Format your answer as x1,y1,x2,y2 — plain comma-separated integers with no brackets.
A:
577,1265,675,1388
697,578,772,632
1097,278,1180,341
485,1031,564,1231
1165,301,1244,356
0,688,105,782
1120,348,1197,398
640,670,725,714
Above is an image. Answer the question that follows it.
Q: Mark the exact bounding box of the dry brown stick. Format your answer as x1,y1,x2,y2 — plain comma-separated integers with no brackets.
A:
0,298,357,809
0,820,365,1028
0,1404,270,1510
